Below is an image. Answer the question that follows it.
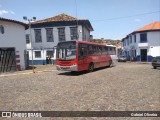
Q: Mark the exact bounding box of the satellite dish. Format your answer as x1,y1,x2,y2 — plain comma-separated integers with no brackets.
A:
23,16,27,20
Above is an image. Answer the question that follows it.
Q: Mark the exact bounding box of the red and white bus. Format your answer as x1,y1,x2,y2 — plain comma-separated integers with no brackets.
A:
56,41,116,72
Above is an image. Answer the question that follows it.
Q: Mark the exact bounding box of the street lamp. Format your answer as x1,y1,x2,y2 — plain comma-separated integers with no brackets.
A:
23,16,36,73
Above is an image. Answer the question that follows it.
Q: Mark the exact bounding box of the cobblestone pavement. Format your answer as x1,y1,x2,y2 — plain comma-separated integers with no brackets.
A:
0,63,159,120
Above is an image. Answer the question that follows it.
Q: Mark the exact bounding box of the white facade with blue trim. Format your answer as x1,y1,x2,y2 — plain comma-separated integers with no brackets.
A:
0,17,28,71
121,21,160,62
26,13,93,65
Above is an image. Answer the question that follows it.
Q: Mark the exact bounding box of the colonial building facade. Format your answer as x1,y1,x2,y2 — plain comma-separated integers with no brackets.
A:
26,13,93,64
121,21,160,62
0,17,28,72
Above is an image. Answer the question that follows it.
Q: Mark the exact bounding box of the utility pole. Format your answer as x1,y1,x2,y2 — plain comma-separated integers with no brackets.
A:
23,16,36,73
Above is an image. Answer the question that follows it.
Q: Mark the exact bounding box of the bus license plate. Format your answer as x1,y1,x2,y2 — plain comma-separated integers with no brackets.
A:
61,67,69,70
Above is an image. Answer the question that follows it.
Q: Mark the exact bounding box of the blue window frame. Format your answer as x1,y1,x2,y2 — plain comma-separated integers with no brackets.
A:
140,33,147,43
134,34,136,43
35,51,41,58
46,28,54,42
58,28,65,41
130,35,132,44
34,29,42,43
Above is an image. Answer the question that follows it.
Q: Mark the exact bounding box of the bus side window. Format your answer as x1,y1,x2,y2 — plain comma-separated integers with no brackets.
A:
105,47,109,55
78,44,88,60
114,47,116,55
108,47,111,55
102,47,106,55
88,45,93,55
92,46,96,55
110,47,113,55
99,46,102,54
95,46,99,55
105,47,108,54
111,47,114,55
109,47,111,55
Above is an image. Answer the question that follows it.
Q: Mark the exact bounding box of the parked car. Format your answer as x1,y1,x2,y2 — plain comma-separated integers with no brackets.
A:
118,55,127,62
152,56,160,69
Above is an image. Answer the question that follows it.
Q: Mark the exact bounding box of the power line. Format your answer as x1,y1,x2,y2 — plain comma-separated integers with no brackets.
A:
91,11,160,22
75,0,79,39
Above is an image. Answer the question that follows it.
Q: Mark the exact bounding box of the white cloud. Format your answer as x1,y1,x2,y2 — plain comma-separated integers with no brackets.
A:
0,10,8,15
135,19,141,22
10,10,15,14
0,9,15,16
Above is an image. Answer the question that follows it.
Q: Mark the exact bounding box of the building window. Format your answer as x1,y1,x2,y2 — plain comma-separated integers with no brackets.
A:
46,50,54,57
35,51,41,58
26,34,30,43
70,27,78,40
82,27,85,40
0,25,4,34
34,29,42,43
58,28,65,41
127,39,129,45
46,28,54,42
130,35,132,44
134,34,136,43
140,33,147,43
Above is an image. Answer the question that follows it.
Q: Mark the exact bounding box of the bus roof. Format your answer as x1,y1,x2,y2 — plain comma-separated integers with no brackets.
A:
77,40,107,46
106,44,116,47
57,40,116,47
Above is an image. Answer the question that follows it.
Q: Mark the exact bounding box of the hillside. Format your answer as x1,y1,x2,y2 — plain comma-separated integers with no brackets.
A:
90,39,121,47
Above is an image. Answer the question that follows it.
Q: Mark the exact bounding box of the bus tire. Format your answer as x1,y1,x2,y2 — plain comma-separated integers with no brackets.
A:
88,63,94,72
108,60,112,67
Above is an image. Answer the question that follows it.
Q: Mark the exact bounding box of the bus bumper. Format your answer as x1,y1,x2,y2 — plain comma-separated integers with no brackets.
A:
56,65,78,71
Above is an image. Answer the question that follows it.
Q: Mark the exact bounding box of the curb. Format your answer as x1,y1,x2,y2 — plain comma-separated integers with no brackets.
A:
126,62,151,64
0,70,57,77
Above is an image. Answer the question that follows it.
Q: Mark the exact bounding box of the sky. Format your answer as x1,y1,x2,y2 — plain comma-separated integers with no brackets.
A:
0,0,159,40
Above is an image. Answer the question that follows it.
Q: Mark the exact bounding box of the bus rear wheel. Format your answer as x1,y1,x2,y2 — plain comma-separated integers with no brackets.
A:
88,63,94,72
108,60,112,67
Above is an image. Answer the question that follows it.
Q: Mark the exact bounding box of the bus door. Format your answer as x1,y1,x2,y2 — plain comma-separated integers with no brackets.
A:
78,44,88,71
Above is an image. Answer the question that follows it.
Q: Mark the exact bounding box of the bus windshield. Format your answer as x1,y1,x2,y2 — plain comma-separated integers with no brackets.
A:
57,41,76,60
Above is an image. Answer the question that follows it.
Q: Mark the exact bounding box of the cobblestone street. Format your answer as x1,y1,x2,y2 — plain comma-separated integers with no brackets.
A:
0,63,159,119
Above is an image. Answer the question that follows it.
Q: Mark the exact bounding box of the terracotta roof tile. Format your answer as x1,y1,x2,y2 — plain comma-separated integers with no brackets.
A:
32,13,86,24
134,21,160,32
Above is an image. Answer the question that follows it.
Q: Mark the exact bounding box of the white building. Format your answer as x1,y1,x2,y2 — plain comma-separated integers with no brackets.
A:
0,17,28,72
26,13,93,64
121,21,160,62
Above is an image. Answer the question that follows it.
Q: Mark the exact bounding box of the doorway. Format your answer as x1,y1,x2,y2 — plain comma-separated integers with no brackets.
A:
0,48,16,73
140,49,147,62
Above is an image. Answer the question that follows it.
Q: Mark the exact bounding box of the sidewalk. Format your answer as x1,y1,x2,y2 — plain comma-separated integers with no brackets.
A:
126,61,151,64
0,65,57,77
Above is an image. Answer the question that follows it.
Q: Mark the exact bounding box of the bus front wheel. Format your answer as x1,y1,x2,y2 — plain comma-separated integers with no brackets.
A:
88,63,94,72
